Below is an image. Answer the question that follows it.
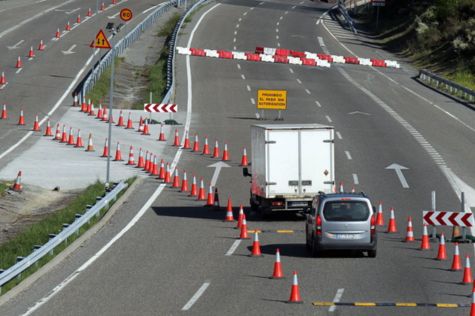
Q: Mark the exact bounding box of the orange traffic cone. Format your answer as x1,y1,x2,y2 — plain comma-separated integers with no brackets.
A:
206,185,214,206
75,129,84,147
183,132,191,149
55,28,60,39
107,110,115,124
97,104,103,119
65,21,71,31
88,103,95,116
38,40,46,51
173,129,180,146
405,216,414,242
180,171,189,192
0,104,6,119
125,112,133,129
250,232,262,256
18,110,25,125
85,133,95,151
136,148,144,168
158,160,165,179
11,171,23,191
351,187,356,193
43,120,53,136
76,14,81,23
0,72,6,85
101,2,105,11
16,56,22,68
28,46,35,59
67,127,75,145
451,243,462,271
271,248,284,279
101,138,109,157
32,115,40,131
192,134,200,152
420,224,430,250
144,151,151,172
127,146,135,165
386,208,397,233
190,175,197,196
436,233,447,260
236,204,244,229
102,107,108,121
375,201,384,226
222,143,230,161
197,178,206,200
164,163,171,183
288,272,303,303
172,169,180,188
239,215,249,239
158,124,166,141
202,136,210,155
240,148,248,166
54,123,61,140
212,140,220,158
114,142,123,161
463,256,473,284
142,121,150,135
60,125,68,143
470,282,475,316
87,8,92,16
225,196,234,222
151,156,159,176
137,116,144,132
339,181,344,193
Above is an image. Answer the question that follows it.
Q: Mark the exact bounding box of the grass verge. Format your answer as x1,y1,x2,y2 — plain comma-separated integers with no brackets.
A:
0,182,7,196
0,177,135,295
85,57,124,106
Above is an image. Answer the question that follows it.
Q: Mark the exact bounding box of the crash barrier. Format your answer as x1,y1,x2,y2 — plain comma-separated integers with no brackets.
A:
0,181,128,294
418,69,475,104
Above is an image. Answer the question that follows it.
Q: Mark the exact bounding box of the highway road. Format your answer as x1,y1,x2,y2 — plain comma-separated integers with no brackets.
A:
1,0,475,315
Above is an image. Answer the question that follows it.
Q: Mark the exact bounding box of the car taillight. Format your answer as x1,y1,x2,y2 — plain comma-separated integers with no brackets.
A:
316,214,322,236
370,214,376,238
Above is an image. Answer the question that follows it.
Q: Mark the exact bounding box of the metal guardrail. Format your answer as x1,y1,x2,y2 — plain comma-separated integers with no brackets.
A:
419,69,475,104
0,181,128,293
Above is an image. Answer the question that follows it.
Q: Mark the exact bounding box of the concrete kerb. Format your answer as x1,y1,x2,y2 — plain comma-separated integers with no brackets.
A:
0,177,143,306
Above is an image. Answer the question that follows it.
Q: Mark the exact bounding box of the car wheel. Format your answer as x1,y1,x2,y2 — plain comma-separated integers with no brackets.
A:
305,228,311,250
367,249,377,258
311,237,319,257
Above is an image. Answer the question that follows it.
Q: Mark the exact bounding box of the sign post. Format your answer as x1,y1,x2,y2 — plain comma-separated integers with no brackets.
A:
257,89,287,121
371,0,385,31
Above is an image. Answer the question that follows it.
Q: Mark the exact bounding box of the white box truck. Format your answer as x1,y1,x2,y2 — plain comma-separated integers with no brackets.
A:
244,124,335,215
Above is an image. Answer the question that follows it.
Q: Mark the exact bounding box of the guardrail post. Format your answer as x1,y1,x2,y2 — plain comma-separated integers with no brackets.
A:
431,190,437,240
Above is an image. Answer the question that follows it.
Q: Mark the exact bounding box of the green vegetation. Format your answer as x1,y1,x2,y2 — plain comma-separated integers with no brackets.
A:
0,178,135,294
85,57,123,106
354,0,475,91
0,182,7,196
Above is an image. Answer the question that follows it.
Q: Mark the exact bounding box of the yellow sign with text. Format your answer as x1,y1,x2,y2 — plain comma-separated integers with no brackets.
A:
257,90,287,110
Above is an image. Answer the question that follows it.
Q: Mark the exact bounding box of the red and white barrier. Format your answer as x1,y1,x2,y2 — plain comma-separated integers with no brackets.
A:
423,210,473,227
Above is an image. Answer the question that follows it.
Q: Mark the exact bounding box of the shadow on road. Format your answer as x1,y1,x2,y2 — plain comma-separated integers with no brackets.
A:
255,243,367,258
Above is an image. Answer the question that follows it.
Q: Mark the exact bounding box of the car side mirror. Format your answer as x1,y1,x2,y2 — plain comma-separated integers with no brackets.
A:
242,167,251,177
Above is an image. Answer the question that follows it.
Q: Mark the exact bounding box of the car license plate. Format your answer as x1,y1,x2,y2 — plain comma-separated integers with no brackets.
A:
336,234,358,240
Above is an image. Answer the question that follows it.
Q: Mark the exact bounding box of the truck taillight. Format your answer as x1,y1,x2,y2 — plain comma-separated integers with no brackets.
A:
272,201,283,206
316,215,322,236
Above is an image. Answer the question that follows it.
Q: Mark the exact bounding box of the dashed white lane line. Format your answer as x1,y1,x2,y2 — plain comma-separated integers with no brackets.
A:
292,5,296,9
243,11,247,16
275,28,279,33
241,74,246,80
276,21,279,26
279,16,283,20
234,30,237,35
296,78,302,84
236,23,239,28
318,36,325,47
277,42,281,47
238,17,242,22
276,35,279,39
345,151,352,160
325,115,332,123
181,282,211,311
284,10,288,14
259,1,264,5
305,89,311,95
15,68,23,74
237,63,241,70
315,100,322,107
250,7,254,10
329,288,344,312
233,46,237,50
246,84,251,92
336,131,342,139
289,68,294,74
225,240,241,256
251,98,256,104
352,174,359,185
233,38,236,42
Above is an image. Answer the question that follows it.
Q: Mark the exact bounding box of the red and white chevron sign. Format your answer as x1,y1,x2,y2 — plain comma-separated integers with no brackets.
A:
144,103,177,113
423,211,473,227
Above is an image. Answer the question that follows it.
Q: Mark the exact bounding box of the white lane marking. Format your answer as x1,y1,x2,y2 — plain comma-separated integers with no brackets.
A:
246,84,251,92
277,42,280,47
233,37,236,43
336,131,342,139
18,4,221,315
182,282,210,311
276,35,279,40
299,0,304,3
279,16,283,20
7,39,24,50
142,5,159,14
234,30,237,35
225,240,241,256
251,98,255,105
259,1,264,5
61,44,77,55
276,21,279,26
237,64,241,70
305,89,311,95
241,74,246,80
35,0,47,3
285,10,288,14
296,78,302,84
250,7,254,10
352,174,359,185
289,68,294,74
275,28,279,33
0,0,75,39
386,163,409,188
292,5,296,9
315,100,322,107
316,19,320,25
16,68,22,74
236,23,239,28
233,46,236,50
344,151,352,160
238,17,242,22
329,288,344,312
108,12,120,19
243,11,247,16
317,36,325,47
65,8,80,15
325,115,332,123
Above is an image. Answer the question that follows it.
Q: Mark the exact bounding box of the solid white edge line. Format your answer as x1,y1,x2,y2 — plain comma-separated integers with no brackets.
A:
225,240,241,256
344,150,352,160
18,3,221,315
325,115,332,123
181,282,210,311
329,288,344,312
336,131,342,139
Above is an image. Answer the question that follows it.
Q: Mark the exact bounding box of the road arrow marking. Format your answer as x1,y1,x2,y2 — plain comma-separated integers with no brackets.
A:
348,111,371,116
61,44,76,55
66,8,80,15
208,161,230,187
7,40,24,50
108,12,120,19
385,163,409,188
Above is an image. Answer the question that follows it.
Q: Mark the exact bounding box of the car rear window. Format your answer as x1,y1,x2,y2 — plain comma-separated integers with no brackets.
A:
322,201,370,221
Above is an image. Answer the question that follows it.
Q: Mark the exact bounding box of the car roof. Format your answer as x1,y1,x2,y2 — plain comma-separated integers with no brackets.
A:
319,193,370,200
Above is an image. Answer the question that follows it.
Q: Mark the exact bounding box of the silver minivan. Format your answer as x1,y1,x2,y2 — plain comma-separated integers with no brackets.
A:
305,192,377,257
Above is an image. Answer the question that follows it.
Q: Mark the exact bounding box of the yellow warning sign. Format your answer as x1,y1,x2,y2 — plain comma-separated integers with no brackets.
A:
257,90,287,110
93,29,111,49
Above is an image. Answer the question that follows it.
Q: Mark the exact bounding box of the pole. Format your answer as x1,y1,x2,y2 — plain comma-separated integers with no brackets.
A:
106,51,114,188
461,192,467,241
376,6,380,31
149,92,153,123
431,191,437,239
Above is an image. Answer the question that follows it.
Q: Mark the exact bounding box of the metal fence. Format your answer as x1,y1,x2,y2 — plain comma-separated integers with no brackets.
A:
419,69,475,103
0,181,128,293
338,0,357,34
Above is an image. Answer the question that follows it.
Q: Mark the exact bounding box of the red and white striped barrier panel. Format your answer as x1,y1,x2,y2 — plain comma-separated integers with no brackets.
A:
255,46,400,69
423,210,473,227
144,103,177,113
176,47,331,68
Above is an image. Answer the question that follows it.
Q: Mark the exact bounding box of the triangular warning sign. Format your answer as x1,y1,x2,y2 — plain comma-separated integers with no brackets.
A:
93,29,111,49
